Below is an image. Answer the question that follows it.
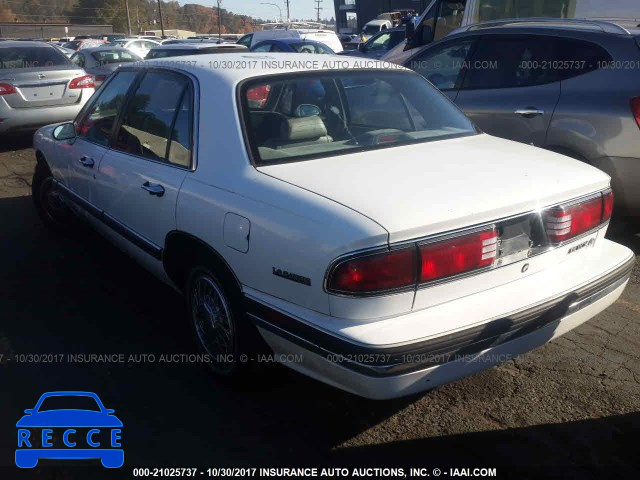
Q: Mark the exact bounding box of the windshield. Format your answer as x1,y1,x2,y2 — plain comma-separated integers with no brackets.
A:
289,42,333,54
38,395,101,412
241,71,477,166
0,46,71,69
362,25,381,35
91,50,140,64
473,0,640,21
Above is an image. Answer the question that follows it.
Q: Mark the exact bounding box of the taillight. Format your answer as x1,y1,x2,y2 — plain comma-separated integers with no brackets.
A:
544,191,612,243
631,97,640,129
328,248,417,294
419,229,497,283
0,83,17,95
69,75,95,89
247,84,271,108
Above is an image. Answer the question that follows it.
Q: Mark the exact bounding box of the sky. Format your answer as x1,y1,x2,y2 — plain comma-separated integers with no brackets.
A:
185,1,328,22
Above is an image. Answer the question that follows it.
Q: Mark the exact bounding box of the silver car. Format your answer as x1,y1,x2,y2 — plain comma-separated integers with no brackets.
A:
70,47,142,88
404,20,640,215
0,41,95,134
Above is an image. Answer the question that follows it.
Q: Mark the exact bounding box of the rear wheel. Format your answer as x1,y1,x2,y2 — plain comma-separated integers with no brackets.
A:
32,162,74,231
186,265,249,378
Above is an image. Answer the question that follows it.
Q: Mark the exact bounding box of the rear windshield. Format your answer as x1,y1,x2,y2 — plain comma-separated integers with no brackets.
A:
91,50,140,64
0,46,71,69
241,71,477,165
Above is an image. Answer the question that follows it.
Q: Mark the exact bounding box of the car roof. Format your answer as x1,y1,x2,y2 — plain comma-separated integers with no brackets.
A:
0,40,57,48
139,52,408,84
153,43,247,50
451,18,638,37
80,46,136,53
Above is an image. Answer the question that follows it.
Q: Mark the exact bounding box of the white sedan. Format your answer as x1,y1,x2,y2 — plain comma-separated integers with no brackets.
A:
32,54,634,399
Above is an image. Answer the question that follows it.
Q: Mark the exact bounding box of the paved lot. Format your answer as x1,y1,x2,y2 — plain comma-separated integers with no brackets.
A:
0,135,638,479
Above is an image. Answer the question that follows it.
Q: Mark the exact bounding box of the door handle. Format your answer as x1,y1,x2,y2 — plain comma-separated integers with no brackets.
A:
515,108,545,118
141,181,165,197
79,156,94,168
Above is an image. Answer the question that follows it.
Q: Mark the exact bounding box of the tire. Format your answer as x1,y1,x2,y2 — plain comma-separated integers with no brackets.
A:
185,265,254,378
31,162,74,232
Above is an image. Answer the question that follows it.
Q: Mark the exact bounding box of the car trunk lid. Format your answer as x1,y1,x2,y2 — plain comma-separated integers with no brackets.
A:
0,67,85,108
258,134,611,243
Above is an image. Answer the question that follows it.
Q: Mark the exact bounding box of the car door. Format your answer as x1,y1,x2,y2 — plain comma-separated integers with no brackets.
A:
92,70,195,258
454,34,561,147
66,70,139,205
405,37,476,101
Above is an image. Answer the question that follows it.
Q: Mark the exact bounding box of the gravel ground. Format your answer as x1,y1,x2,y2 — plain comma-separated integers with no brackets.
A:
0,135,638,479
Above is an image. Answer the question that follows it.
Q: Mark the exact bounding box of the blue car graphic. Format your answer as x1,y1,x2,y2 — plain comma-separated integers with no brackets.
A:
16,391,123,468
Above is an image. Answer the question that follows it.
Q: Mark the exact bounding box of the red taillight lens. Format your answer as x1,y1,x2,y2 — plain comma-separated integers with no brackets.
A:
603,190,614,221
247,84,272,108
69,75,95,89
419,229,497,283
631,97,640,128
544,193,610,243
328,248,417,294
0,83,17,95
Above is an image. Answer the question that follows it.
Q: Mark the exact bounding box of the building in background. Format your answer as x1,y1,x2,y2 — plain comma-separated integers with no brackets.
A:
0,23,112,39
334,0,430,33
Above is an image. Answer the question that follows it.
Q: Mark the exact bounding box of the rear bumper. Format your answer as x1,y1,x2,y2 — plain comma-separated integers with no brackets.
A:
247,242,634,399
591,156,640,212
0,99,88,134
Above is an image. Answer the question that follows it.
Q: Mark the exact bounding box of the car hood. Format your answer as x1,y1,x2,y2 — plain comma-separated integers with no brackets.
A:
16,410,123,427
258,134,611,243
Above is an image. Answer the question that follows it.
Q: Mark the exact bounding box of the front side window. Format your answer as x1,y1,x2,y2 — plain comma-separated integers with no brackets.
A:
241,71,476,165
462,36,557,90
434,1,467,40
366,32,392,52
252,43,272,52
76,71,138,146
114,71,193,167
237,34,253,48
409,39,474,90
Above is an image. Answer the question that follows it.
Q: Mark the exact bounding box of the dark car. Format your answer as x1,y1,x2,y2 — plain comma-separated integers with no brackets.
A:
340,27,405,59
403,18,640,214
145,43,247,59
250,38,335,54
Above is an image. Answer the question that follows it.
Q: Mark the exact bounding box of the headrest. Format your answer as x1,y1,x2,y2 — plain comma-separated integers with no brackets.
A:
281,116,327,142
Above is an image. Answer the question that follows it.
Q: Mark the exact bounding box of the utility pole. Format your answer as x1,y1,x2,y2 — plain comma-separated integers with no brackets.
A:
217,0,222,41
124,0,132,36
156,0,165,37
284,0,290,22
314,0,323,22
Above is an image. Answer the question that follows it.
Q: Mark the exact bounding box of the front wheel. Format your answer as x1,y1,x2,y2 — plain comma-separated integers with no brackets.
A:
32,163,74,231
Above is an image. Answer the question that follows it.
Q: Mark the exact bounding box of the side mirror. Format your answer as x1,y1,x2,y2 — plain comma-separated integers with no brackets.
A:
53,122,77,141
358,42,366,52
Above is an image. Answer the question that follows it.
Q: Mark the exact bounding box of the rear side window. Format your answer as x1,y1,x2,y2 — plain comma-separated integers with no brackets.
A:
114,71,193,167
237,34,253,48
91,50,140,64
554,38,613,80
0,46,71,69
463,36,558,90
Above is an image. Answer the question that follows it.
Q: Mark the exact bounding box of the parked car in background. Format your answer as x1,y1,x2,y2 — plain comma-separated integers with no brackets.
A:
71,47,142,88
104,33,128,44
385,0,640,65
109,38,161,58
360,19,394,41
161,38,220,45
146,43,247,59
338,33,358,48
62,39,105,51
404,19,640,214
0,41,95,134
238,27,343,53
250,38,334,54
51,43,76,58
341,27,405,59
31,54,633,399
